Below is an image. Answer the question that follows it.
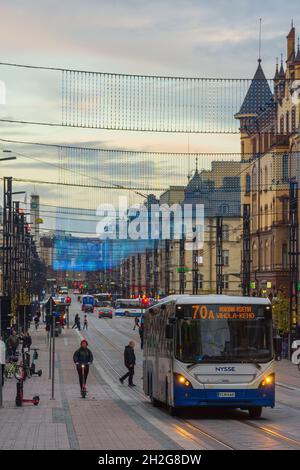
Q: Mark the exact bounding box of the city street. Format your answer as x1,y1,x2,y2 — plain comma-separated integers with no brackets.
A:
1,296,300,450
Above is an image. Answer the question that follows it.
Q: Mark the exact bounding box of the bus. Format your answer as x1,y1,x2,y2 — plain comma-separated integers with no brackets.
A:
81,295,95,312
94,292,112,307
143,294,274,418
114,298,143,317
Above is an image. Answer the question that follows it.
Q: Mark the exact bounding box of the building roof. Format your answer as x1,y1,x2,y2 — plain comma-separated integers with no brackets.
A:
235,61,273,118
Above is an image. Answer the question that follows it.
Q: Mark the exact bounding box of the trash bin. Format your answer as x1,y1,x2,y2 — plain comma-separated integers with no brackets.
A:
273,335,282,361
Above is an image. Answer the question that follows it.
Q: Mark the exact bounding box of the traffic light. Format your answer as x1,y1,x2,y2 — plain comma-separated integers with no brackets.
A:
140,296,149,308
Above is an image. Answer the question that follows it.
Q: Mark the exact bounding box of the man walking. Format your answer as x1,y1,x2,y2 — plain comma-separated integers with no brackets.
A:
119,341,136,387
72,314,79,329
83,315,88,330
7,330,19,357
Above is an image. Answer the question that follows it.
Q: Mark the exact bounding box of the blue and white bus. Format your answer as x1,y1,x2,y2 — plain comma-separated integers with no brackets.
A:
143,295,274,418
114,299,143,317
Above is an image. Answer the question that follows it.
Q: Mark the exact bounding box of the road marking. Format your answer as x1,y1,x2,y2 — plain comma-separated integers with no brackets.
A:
277,381,300,392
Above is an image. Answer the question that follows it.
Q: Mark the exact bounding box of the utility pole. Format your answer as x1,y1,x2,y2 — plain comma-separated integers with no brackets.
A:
216,216,223,294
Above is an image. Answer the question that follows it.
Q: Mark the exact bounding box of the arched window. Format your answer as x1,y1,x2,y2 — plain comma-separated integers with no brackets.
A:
265,240,269,270
280,115,284,135
286,111,290,135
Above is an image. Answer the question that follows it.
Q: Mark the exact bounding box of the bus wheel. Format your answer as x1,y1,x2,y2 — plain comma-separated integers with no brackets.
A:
168,405,178,417
248,406,262,419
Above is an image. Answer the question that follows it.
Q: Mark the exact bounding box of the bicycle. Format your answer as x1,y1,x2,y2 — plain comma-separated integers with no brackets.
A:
5,358,22,379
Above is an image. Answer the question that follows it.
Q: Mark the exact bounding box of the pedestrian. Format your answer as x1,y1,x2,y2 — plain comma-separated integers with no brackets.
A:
76,316,81,331
6,330,19,358
83,315,88,330
34,315,39,330
72,314,79,329
119,341,136,387
0,335,6,387
21,331,32,352
139,315,144,349
133,317,140,331
73,339,93,391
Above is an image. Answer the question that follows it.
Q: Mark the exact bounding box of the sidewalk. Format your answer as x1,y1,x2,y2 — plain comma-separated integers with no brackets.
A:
0,325,168,450
275,359,300,389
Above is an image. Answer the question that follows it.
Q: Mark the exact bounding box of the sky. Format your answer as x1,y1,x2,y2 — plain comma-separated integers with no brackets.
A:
0,0,299,234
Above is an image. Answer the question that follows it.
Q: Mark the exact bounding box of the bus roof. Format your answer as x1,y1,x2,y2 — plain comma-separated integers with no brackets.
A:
155,294,271,306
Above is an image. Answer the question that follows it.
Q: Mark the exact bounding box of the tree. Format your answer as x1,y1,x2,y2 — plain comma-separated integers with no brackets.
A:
272,292,290,334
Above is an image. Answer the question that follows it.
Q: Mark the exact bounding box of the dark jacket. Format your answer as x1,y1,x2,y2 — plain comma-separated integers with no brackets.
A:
73,347,93,365
124,345,136,368
22,335,32,349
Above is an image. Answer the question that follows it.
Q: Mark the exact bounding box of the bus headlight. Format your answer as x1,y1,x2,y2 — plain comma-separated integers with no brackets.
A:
259,373,275,387
174,373,192,388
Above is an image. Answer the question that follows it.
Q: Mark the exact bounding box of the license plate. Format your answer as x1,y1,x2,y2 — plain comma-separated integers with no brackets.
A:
218,392,236,398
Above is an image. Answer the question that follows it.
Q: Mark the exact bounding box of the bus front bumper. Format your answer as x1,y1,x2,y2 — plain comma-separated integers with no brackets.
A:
173,385,275,408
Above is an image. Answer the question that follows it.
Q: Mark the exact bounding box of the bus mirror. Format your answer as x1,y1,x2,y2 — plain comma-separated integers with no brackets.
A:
165,324,173,339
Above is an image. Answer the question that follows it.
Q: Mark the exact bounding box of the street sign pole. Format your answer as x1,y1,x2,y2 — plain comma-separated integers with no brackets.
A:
51,314,55,400
48,297,53,380
0,300,3,408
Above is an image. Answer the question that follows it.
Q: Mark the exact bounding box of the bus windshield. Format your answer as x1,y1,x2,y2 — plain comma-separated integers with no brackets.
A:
175,303,273,364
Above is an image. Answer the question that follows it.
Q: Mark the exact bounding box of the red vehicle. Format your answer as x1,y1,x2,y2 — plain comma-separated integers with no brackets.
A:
98,307,113,319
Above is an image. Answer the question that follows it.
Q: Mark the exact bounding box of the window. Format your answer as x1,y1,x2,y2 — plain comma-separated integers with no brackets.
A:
222,225,229,241
245,174,251,194
286,111,290,135
252,242,257,269
280,115,284,135
282,243,288,269
282,154,289,182
197,274,204,290
222,250,229,266
222,274,229,290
